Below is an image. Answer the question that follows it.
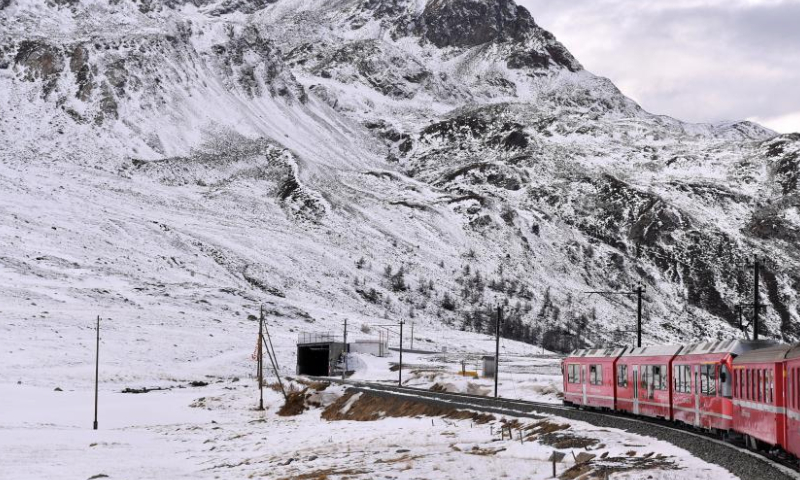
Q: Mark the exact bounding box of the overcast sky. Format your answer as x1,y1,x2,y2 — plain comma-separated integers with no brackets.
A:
516,0,800,134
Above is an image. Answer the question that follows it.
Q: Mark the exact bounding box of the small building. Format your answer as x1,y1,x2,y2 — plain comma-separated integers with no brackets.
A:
482,355,496,378
349,339,388,357
296,333,346,377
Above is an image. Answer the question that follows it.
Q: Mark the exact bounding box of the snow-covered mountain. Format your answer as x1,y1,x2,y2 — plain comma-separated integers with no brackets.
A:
2,0,799,380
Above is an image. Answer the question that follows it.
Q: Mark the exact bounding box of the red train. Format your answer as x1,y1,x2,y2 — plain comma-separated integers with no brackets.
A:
562,339,800,455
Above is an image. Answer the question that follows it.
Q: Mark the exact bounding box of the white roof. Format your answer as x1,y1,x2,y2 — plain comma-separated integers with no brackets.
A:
622,344,683,357
678,339,779,357
568,347,627,358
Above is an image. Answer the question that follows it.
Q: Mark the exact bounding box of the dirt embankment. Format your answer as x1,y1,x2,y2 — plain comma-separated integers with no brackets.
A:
321,389,495,423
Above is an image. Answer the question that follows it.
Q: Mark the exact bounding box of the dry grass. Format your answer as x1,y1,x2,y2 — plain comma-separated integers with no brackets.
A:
293,378,331,391
321,389,495,423
277,389,310,416
558,455,678,480
466,446,507,456
539,431,599,449
276,468,368,480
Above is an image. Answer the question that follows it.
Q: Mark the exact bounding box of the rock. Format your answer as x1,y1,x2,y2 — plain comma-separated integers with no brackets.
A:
54,387,63,391
574,452,596,464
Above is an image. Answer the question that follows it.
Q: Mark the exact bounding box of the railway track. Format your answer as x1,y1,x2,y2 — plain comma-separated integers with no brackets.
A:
319,378,800,480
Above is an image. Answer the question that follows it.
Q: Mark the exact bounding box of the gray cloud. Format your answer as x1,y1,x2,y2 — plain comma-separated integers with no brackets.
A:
517,0,800,133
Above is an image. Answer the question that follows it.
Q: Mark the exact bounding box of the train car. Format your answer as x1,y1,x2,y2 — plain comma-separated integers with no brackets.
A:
732,343,791,450
616,345,682,419
562,347,627,409
780,344,800,457
671,339,774,432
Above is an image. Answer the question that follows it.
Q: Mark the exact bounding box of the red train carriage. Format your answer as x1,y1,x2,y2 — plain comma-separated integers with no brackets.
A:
732,343,791,449
562,347,626,409
671,339,773,432
781,344,800,457
616,345,682,419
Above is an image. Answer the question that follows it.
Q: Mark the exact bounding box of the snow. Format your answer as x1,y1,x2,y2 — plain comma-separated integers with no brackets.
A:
0,378,738,480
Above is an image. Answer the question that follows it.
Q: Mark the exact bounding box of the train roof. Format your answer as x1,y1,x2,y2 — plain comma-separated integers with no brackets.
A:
622,344,683,357
678,339,778,357
567,346,627,358
733,343,793,364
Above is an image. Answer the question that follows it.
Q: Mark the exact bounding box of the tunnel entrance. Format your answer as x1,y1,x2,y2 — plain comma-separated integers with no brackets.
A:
297,344,332,376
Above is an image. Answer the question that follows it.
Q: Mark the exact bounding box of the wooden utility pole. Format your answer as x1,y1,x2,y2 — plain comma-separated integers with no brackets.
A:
342,318,348,380
494,306,502,398
753,257,760,341
258,312,264,411
636,286,643,348
93,315,100,430
398,320,405,386
260,306,287,400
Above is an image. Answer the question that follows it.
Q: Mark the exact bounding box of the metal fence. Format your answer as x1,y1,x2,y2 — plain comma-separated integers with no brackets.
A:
297,332,342,344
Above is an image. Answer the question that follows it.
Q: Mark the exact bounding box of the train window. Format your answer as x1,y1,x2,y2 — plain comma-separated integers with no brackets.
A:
740,369,744,398
757,370,762,402
700,364,716,396
658,365,667,390
767,370,775,403
641,365,649,391
568,364,579,384
737,369,742,398
618,364,628,387
744,370,748,400
653,365,663,390
673,365,691,393
589,365,603,385
719,364,732,398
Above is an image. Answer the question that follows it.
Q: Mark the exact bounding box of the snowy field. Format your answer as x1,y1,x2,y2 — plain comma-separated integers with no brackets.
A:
1,340,739,479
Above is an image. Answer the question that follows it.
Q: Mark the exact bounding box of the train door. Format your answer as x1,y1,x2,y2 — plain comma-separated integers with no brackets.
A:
694,364,700,426
633,365,640,415
582,364,587,405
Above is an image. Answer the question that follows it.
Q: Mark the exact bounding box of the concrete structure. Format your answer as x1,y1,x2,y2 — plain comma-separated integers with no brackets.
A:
296,333,346,376
349,339,388,357
482,355,496,378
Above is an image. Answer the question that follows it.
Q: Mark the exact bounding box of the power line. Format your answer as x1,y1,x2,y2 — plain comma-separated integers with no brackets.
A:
584,285,645,347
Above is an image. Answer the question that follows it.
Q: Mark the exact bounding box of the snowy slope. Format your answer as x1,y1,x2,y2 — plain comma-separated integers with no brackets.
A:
1,0,800,394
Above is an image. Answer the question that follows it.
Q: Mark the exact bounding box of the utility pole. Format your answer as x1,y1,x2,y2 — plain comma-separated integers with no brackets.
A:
753,257,760,341
93,315,100,430
636,286,643,348
398,320,405,386
410,323,414,351
258,311,264,411
343,318,348,380
494,306,502,398
260,306,287,400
